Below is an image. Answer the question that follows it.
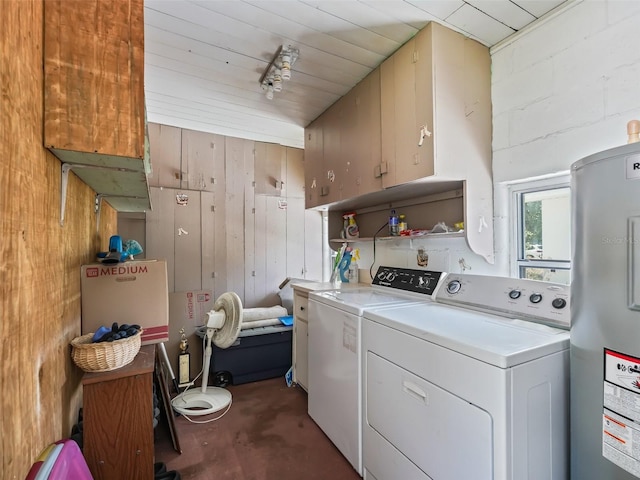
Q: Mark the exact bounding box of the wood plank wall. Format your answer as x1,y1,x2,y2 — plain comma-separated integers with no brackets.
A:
1,2,118,478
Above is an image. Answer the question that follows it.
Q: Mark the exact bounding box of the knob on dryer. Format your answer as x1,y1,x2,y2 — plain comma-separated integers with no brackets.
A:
446,280,462,294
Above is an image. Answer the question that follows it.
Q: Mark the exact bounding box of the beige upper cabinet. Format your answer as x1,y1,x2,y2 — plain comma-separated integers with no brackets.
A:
304,67,382,209
302,21,493,262
254,142,286,196
380,35,434,187
379,22,493,263
380,22,490,188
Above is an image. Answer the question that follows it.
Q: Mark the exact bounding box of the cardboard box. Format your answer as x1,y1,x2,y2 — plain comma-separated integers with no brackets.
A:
168,290,213,385
81,260,169,345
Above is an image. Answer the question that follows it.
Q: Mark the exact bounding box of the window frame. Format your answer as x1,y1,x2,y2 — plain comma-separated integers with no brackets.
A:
508,173,572,281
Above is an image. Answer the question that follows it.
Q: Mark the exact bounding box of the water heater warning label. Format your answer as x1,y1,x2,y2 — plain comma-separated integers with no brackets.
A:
603,349,640,476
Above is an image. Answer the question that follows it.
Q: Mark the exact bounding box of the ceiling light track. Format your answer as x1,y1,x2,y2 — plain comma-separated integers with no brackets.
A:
260,45,299,100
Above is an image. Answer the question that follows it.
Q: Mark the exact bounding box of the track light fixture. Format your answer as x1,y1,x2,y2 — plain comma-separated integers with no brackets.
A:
259,45,299,100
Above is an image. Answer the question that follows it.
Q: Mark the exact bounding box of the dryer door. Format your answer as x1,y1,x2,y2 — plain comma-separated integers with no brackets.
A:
366,351,493,480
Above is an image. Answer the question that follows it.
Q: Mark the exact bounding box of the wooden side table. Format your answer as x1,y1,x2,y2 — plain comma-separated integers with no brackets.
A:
82,344,155,480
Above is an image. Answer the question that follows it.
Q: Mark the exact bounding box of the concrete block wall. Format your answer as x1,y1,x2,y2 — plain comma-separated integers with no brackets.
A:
490,0,640,272
492,0,640,183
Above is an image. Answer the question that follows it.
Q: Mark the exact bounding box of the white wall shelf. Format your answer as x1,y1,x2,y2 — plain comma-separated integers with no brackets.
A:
330,231,464,243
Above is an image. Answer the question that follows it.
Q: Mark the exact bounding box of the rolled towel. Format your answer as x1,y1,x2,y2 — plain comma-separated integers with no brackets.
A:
242,305,288,323
240,318,282,330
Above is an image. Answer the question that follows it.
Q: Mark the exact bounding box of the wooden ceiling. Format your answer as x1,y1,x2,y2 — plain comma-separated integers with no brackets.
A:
144,0,568,148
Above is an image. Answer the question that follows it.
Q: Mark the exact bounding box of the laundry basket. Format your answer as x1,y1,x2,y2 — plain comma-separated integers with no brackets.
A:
70,330,142,373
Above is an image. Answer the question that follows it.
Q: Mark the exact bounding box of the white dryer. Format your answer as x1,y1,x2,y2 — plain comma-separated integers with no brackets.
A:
308,266,444,475
361,273,570,480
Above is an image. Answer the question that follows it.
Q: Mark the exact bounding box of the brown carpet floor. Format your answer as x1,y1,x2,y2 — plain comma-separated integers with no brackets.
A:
155,378,361,480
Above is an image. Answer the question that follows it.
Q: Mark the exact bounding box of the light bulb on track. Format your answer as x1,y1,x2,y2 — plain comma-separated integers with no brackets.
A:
258,45,299,99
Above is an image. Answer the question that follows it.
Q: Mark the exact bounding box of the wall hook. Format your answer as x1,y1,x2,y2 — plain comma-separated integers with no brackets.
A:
418,125,432,147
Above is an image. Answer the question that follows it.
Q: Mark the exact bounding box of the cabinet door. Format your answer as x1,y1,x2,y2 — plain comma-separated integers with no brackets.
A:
295,318,309,391
380,30,435,188
340,88,359,199
147,123,181,188
321,100,344,204
145,187,202,293
254,142,285,196
83,356,154,480
304,117,324,208
285,147,305,199
44,0,144,160
354,68,382,196
146,187,176,292
181,129,225,192
380,38,415,188
293,292,309,391
413,25,435,178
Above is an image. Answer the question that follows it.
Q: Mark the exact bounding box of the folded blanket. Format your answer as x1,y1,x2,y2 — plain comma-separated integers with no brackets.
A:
240,318,281,330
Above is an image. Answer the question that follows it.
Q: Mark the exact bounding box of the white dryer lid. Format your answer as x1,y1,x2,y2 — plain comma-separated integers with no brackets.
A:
310,288,429,316
363,303,569,368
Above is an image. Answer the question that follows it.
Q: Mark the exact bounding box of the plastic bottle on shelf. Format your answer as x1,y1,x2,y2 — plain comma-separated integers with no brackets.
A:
389,209,399,236
348,249,360,283
398,214,408,233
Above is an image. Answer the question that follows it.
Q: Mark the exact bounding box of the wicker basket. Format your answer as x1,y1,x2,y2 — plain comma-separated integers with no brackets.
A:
70,330,143,373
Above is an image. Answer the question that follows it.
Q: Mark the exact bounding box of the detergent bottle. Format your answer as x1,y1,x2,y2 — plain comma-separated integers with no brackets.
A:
338,248,353,283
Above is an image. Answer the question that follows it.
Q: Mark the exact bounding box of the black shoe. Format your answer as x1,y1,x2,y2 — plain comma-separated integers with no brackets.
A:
155,470,181,480
154,462,167,475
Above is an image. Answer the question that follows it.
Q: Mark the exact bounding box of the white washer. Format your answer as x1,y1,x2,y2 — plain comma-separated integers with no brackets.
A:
361,273,571,480
308,267,444,475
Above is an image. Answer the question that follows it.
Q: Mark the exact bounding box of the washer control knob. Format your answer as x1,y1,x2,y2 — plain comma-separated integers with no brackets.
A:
418,277,430,288
529,293,543,304
508,289,522,300
552,297,567,309
387,272,397,282
446,280,462,294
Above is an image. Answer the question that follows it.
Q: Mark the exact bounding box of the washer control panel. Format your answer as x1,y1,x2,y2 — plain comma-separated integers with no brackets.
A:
436,273,570,329
372,266,444,296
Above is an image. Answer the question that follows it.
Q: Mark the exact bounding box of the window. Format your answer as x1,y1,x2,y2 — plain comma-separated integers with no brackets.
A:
510,175,571,284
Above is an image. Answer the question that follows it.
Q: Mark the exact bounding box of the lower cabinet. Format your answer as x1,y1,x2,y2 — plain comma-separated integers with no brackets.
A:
82,345,156,480
292,291,309,391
